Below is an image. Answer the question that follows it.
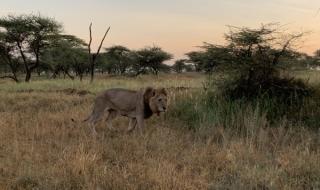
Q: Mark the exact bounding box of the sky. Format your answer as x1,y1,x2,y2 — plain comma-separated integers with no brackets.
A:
1,0,319,60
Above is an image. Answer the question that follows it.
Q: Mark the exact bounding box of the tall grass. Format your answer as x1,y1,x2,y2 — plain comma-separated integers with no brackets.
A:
169,69,320,130
168,87,320,189
0,73,319,189
169,84,320,130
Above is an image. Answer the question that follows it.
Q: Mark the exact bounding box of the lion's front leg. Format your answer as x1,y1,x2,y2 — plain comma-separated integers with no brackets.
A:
127,118,137,133
136,116,145,134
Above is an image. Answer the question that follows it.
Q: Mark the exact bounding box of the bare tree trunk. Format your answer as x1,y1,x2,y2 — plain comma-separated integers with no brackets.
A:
88,23,110,83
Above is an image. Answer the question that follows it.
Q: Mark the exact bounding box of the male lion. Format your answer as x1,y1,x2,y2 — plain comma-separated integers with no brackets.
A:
84,87,168,134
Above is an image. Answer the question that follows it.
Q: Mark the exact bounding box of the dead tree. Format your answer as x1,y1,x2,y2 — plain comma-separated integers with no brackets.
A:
88,23,110,83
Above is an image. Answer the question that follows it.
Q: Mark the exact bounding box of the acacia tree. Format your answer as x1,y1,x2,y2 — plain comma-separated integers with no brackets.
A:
172,59,187,73
104,45,132,75
71,48,89,81
0,32,20,82
223,24,304,92
133,46,172,76
185,51,206,72
313,49,320,67
0,14,62,82
186,44,232,73
42,34,87,80
190,24,307,99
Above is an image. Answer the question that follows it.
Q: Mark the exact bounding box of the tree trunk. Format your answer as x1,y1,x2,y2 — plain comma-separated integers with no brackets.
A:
64,70,75,80
88,24,110,83
51,69,61,79
25,70,32,82
90,60,94,83
2,55,19,83
16,41,32,82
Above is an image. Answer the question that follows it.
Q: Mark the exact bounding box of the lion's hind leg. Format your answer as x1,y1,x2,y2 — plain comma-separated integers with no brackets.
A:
105,110,118,131
86,102,108,135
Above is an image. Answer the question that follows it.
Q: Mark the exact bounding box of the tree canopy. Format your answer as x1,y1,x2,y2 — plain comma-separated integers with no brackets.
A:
0,14,62,81
133,46,173,76
187,23,310,100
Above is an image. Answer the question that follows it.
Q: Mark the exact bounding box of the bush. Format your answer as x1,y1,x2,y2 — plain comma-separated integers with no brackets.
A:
220,65,313,100
183,24,317,125
168,91,267,131
168,85,320,130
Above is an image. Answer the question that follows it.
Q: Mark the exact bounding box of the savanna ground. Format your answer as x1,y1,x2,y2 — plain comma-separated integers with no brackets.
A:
0,72,319,190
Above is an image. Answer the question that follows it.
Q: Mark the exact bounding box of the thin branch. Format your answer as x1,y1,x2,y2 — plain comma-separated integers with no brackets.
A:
0,75,19,82
94,26,110,61
88,22,93,61
272,33,304,65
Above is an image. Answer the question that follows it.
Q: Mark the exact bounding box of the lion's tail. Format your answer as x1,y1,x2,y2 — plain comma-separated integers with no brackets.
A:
71,117,90,123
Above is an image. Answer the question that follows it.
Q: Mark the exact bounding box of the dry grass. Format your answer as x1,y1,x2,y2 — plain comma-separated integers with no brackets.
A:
0,73,319,190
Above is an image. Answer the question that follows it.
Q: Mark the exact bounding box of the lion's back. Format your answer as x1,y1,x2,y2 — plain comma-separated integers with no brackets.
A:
98,88,140,111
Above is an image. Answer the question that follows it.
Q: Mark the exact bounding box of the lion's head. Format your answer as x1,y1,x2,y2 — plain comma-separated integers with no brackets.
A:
144,87,168,116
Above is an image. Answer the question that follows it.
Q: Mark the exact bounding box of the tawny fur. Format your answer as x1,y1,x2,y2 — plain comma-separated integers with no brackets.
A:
84,87,168,134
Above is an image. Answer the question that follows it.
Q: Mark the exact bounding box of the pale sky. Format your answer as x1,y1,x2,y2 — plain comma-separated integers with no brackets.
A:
1,0,319,60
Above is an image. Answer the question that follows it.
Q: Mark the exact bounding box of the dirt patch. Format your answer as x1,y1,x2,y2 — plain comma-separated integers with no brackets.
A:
10,176,39,190
15,88,94,96
56,88,94,96
16,89,38,93
167,86,194,91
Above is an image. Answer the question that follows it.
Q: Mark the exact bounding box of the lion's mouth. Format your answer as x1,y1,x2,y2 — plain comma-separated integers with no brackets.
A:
156,109,166,116
160,107,166,112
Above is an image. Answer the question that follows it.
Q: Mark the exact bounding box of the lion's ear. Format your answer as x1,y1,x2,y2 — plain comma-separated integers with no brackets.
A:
144,87,155,102
159,88,168,96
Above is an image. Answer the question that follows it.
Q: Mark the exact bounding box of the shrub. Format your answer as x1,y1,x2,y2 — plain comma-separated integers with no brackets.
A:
168,85,320,130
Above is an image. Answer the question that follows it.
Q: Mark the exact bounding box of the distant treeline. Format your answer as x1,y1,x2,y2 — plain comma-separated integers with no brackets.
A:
0,14,320,83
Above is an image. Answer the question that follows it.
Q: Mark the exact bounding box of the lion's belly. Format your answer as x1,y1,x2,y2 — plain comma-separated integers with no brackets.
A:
119,110,136,118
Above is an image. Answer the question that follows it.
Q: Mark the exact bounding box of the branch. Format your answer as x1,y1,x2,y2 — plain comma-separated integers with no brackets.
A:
88,24,111,63
29,62,39,71
16,41,29,72
272,33,304,65
88,22,93,62
93,26,111,62
0,75,19,82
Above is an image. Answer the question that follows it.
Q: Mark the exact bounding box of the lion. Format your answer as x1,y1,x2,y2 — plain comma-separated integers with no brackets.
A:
83,87,168,134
